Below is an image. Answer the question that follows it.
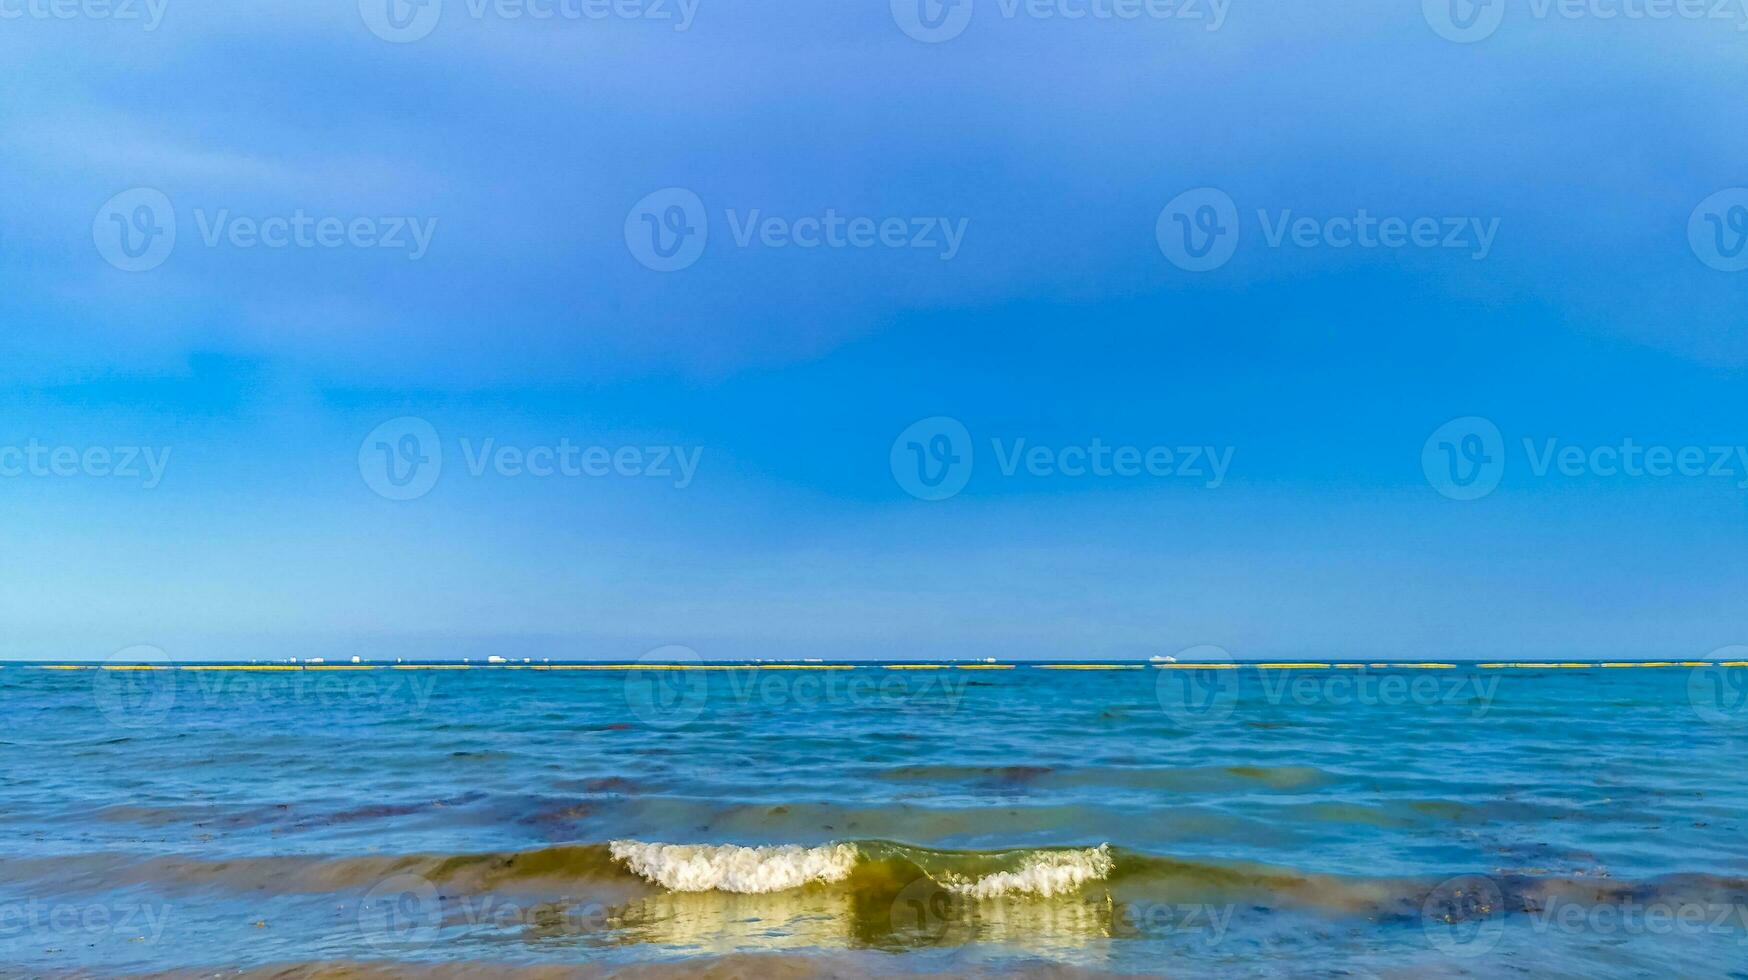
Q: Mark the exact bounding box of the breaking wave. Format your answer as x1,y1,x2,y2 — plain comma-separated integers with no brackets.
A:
605,839,1114,897
18,839,1746,921
607,840,862,893
6,839,1120,900
937,844,1115,898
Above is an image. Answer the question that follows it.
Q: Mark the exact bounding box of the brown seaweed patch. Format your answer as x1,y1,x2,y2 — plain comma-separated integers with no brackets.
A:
1221,765,1330,790
139,953,1128,979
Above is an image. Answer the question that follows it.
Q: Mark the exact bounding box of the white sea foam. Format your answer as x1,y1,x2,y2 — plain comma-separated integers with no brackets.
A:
608,840,861,893
941,844,1115,898
608,839,1116,898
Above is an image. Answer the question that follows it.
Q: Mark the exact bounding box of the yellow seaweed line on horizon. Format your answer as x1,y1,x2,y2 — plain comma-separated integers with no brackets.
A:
538,664,853,670
544,664,714,670
1478,662,1595,668
22,659,1748,671
179,665,302,671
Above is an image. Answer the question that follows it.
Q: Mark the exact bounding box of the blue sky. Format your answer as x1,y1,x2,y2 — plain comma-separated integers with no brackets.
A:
1,0,1745,660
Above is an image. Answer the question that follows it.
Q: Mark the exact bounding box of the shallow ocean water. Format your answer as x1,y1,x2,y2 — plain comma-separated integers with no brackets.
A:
2,662,1746,977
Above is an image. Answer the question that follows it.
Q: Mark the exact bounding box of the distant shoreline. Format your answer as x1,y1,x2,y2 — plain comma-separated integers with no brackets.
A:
5,659,1745,670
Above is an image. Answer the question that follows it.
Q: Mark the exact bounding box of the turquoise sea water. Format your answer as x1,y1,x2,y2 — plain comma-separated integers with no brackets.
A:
2,662,1747,977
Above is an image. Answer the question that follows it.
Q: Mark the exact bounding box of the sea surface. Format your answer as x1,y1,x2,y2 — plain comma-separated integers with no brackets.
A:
3,660,1747,978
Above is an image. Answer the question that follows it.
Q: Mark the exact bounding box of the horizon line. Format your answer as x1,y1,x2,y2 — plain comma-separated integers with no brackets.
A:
5,659,1745,670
